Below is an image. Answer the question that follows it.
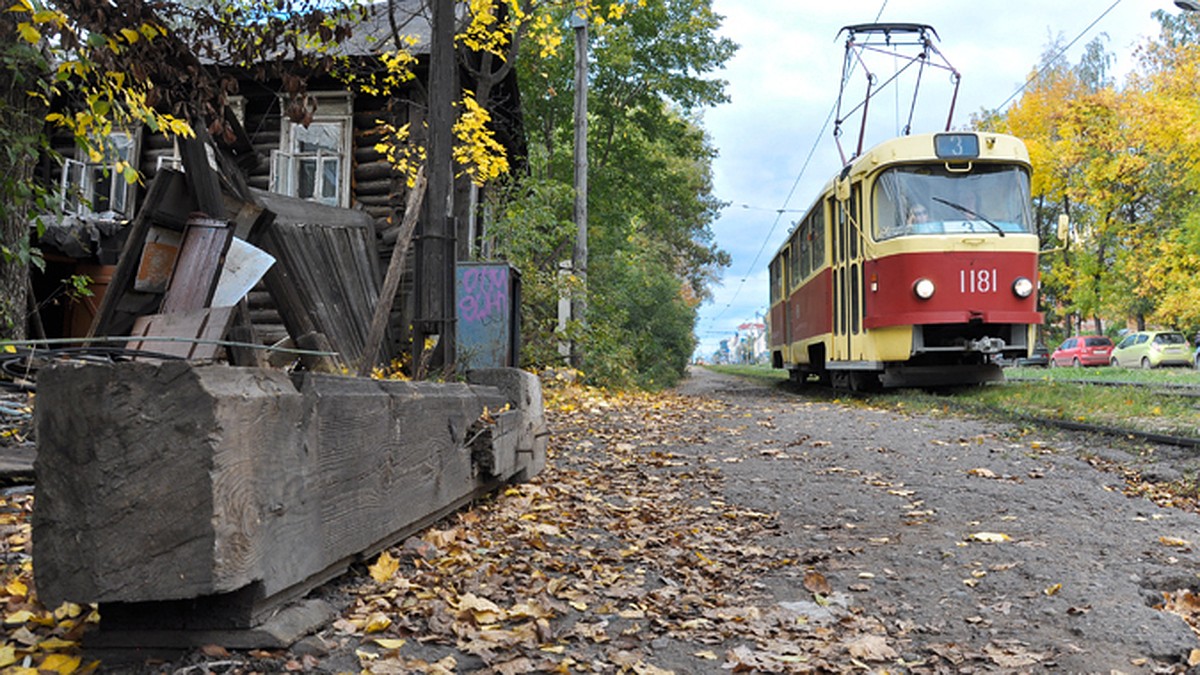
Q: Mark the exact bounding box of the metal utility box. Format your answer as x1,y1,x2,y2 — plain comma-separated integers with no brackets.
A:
456,262,521,369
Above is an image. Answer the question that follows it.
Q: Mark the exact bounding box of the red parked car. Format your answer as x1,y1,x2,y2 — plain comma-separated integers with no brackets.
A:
1050,335,1114,367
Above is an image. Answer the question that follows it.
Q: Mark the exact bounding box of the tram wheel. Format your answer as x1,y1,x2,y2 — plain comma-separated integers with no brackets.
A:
849,372,881,393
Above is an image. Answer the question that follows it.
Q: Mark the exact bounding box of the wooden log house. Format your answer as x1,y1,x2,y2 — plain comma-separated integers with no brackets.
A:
32,0,525,366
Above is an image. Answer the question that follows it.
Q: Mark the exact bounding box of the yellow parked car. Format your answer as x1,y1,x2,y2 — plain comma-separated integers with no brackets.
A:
1109,331,1192,369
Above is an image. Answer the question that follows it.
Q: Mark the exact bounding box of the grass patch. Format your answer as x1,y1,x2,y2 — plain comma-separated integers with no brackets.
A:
704,364,788,383
1005,364,1200,386
872,378,1200,439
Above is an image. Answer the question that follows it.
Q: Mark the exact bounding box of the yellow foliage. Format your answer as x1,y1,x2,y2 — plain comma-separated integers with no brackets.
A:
374,121,424,189
452,92,510,186
17,22,40,44
983,34,1200,328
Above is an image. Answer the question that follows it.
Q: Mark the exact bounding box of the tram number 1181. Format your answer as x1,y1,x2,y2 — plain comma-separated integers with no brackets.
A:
960,268,998,294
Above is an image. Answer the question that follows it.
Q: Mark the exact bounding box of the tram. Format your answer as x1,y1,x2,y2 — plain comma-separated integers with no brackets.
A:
767,130,1042,389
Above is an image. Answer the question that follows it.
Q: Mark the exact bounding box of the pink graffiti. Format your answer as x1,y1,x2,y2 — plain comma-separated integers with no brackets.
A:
459,268,508,325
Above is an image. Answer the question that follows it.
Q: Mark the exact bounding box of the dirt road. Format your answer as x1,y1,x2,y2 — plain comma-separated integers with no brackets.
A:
667,367,1200,672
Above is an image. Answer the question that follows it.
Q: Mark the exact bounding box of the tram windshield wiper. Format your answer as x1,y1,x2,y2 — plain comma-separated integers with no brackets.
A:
931,197,1005,237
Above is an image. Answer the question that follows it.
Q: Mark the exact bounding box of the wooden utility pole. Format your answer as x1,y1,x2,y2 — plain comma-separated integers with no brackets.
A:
413,0,456,373
570,7,589,369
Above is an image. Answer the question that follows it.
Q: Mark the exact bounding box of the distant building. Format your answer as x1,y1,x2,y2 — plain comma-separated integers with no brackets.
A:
732,322,767,364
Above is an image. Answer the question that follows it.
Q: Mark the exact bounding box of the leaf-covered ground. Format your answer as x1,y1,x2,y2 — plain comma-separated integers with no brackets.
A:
0,378,891,673
325,380,893,673
5,373,1200,672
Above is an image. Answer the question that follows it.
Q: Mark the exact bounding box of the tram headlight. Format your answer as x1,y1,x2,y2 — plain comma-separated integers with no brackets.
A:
913,278,935,300
1012,277,1034,298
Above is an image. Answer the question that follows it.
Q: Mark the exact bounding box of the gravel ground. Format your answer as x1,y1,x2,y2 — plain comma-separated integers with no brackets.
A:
674,366,1200,672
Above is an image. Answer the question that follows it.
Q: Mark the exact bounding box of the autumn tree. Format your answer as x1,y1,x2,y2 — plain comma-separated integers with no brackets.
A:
489,0,734,388
979,24,1200,340
1124,13,1200,331
0,13,51,340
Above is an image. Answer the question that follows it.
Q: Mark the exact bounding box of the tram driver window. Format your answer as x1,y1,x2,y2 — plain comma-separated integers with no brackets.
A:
873,165,1034,240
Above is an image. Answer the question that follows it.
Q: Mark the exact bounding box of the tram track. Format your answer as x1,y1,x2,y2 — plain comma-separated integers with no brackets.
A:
970,405,1200,449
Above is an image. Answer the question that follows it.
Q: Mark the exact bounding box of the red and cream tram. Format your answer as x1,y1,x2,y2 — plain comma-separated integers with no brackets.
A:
767,131,1042,389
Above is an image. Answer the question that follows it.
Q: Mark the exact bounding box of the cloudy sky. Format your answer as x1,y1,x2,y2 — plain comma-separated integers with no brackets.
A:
694,0,1173,358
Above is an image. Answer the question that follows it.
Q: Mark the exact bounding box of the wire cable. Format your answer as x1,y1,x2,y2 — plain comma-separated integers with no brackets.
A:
701,0,889,343
992,0,1125,111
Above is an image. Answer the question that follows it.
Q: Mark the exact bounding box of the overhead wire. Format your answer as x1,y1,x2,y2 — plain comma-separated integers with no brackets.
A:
992,0,1125,111
700,0,889,340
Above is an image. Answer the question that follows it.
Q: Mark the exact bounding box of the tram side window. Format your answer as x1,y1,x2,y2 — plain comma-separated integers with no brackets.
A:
769,256,783,303
789,229,803,288
850,184,861,259
812,210,826,269
799,219,811,280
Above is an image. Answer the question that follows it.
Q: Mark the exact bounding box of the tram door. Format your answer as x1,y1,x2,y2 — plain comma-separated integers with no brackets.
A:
831,183,864,361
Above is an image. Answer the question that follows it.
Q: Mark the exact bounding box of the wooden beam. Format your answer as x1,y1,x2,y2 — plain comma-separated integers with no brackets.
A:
357,168,426,376
179,129,225,219
33,362,549,627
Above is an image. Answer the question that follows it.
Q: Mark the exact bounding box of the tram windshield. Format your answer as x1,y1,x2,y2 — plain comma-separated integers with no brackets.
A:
873,164,1033,240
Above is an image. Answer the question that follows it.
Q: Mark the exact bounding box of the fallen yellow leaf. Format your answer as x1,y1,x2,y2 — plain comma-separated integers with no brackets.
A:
967,532,1011,543
364,612,392,633
39,654,81,674
37,637,78,650
53,604,82,621
0,645,15,668
5,610,34,624
1160,536,1191,548
369,551,399,583
694,650,719,660
6,579,28,597
372,638,406,650
1044,583,1062,596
